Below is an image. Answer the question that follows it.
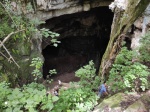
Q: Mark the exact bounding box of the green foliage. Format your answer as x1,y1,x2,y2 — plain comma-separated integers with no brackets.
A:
40,28,61,47
0,0,60,59
0,61,100,112
49,69,57,75
107,47,149,92
51,61,99,112
0,82,11,111
0,2,13,38
53,87,98,112
30,57,43,81
75,60,100,90
139,32,150,62
0,82,59,112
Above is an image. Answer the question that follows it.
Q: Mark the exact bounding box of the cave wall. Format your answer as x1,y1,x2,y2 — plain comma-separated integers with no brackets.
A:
130,4,150,51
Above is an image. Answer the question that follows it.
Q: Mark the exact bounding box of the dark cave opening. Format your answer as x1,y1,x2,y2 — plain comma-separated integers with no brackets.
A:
42,6,114,80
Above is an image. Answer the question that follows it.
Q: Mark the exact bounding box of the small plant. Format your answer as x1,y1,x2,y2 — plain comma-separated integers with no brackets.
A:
30,57,43,81
49,69,57,75
40,28,61,47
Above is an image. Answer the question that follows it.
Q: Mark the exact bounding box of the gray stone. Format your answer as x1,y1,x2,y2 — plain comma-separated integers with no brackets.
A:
27,0,113,21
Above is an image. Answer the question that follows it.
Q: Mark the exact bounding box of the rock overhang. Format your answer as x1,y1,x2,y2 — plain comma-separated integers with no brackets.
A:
28,0,114,21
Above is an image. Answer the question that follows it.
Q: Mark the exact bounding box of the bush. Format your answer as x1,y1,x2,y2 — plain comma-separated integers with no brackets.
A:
52,88,98,112
75,60,100,90
0,82,58,112
107,47,149,92
51,61,99,112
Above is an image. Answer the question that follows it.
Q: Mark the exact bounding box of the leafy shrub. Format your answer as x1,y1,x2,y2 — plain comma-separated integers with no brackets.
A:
52,87,98,112
107,47,149,92
51,61,99,112
75,60,101,90
0,82,58,112
0,56,99,112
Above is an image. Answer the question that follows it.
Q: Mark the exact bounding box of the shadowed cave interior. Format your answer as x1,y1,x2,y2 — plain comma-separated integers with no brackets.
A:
42,6,114,83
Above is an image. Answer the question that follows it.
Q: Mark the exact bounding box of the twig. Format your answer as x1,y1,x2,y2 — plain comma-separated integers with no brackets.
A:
0,41,20,68
0,51,9,59
0,29,25,48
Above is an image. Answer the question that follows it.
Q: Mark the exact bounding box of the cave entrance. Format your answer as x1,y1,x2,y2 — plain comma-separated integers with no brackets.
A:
42,6,113,83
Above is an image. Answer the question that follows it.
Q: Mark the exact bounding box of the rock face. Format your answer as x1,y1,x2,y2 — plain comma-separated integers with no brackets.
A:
131,4,150,51
34,0,113,21
93,91,150,112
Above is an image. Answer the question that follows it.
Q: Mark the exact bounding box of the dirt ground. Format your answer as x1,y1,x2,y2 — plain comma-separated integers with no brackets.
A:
47,71,80,89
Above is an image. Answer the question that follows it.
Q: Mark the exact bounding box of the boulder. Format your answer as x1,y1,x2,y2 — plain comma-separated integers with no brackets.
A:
93,93,125,112
124,100,147,112
93,91,150,112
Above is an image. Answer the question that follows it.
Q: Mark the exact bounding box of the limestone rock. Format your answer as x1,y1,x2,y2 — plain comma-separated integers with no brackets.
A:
109,0,128,12
32,0,113,21
131,4,150,51
134,17,143,30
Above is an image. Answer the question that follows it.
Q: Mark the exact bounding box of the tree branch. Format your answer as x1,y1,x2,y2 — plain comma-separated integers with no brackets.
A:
0,41,20,68
0,51,8,59
0,29,25,48
0,29,25,68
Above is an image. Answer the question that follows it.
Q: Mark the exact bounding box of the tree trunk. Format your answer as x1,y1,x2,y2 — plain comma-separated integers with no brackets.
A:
98,0,150,81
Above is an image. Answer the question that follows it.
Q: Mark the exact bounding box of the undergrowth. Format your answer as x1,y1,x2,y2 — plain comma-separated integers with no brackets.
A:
107,38,150,93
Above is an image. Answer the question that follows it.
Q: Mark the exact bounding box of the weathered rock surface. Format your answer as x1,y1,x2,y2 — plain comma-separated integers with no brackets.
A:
93,90,150,112
34,0,113,20
131,4,150,51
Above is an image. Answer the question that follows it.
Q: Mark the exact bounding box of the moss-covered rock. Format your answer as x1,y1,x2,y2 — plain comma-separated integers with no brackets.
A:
140,90,150,110
124,100,147,112
93,91,150,112
93,93,125,112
